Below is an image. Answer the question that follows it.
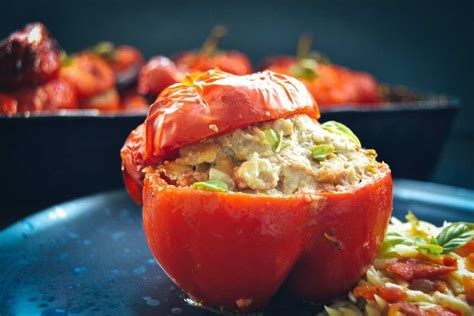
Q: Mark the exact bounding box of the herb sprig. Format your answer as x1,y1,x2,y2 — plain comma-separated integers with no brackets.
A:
264,128,288,153
381,212,474,257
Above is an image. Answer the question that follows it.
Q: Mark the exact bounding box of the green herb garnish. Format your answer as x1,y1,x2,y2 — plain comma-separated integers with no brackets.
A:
311,144,335,161
380,213,474,257
91,41,116,61
291,58,319,81
436,222,474,254
60,51,74,66
265,128,287,153
275,130,286,152
264,128,279,147
321,121,361,147
192,180,228,192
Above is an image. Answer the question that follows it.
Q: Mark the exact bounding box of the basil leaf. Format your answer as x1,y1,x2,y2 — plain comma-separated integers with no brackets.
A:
321,121,361,147
192,180,228,192
264,128,278,147
436,222,474,254
311,144,335,161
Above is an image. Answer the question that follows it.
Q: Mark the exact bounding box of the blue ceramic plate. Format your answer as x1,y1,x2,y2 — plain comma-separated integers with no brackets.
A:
0,180,473,316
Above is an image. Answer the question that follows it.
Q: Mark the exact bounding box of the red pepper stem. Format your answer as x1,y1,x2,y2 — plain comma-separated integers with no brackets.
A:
297,33,313,60
200,25,228,56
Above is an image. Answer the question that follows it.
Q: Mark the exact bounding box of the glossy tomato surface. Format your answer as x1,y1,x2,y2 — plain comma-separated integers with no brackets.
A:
286,167,392,301
143,174,320,311
142,167,392,311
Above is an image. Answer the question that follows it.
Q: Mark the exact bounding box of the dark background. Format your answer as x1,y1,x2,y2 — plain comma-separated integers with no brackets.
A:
1,0,473,192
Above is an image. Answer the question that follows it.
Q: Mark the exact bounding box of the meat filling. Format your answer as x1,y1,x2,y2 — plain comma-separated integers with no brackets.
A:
151,114,385,195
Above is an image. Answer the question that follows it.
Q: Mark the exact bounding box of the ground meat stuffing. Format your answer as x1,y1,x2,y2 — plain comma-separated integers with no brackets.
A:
153,114,385,195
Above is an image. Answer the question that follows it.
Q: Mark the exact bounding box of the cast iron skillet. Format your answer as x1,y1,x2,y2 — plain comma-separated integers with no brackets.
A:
0,95,460,228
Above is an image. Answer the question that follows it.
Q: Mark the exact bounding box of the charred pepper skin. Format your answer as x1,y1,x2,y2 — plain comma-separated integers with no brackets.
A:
0,23,61,90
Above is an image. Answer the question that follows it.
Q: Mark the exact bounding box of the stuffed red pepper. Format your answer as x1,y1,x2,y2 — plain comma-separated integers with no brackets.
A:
121,70,392,312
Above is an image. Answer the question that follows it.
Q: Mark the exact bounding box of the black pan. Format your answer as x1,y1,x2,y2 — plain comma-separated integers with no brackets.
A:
0,96,460,227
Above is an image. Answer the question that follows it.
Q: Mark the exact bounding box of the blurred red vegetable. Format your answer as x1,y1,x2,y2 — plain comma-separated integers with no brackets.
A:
79,89,120,112
174,25,253,75
0,93,18,115
0,23,61,89
264,35,380,107
137,56,183,97
90,42,144,88
120,88,148,111
60,52,115,99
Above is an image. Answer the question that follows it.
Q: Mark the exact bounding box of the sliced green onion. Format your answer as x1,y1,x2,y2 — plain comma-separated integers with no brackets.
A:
265,128,287,153
264,128,279,147
321,121,361,147
192,180,228,192
275,130,285,153
311,144,335,161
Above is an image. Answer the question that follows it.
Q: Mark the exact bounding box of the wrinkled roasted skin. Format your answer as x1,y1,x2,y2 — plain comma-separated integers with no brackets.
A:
265,56,380,106
143,167,392,311
0,23,61,90
121,124,146,204
174,50,253,75
122,70,319,202
145,70,319,164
